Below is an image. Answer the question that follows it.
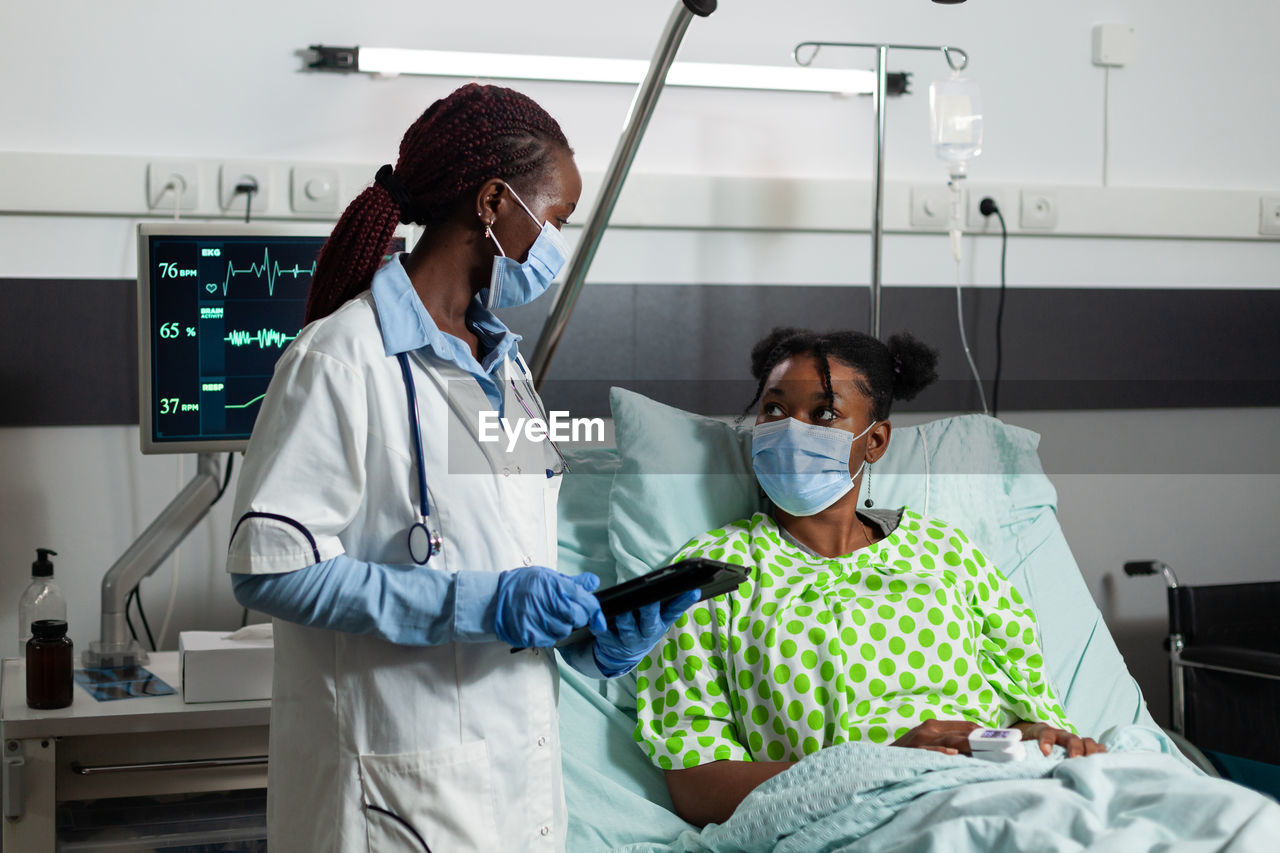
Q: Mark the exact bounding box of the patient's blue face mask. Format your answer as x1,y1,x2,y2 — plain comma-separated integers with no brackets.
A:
752,417,878,517
484,184,569,310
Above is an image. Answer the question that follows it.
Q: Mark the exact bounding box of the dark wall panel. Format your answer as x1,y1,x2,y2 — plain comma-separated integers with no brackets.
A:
510,285,1280,418
6,278,1279,426
0,279,137,426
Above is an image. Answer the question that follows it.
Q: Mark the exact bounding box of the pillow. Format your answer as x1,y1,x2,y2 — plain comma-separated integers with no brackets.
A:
556,445,623,587
606,388,762,583
870,415,1047,566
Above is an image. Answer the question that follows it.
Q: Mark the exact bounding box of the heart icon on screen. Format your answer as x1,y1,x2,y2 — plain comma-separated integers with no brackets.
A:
206,283,218,293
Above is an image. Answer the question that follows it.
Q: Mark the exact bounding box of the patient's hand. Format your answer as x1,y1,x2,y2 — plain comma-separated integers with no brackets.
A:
1015,722,1106,758
890,719,981,755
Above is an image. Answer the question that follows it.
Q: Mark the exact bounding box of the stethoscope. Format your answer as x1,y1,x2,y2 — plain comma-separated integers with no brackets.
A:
397,353,443,565
395,351,570,566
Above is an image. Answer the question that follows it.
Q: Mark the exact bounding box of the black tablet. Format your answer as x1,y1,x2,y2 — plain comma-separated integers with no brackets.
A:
556,557,748,647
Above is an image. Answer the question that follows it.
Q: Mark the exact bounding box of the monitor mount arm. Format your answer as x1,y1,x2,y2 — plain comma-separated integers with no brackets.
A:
84,453,223,668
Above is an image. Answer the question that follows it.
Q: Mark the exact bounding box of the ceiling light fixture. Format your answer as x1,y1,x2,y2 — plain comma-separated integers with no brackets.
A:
308,45,876,96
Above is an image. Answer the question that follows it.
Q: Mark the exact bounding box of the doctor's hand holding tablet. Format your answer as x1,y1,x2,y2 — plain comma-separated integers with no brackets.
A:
225,84,699,852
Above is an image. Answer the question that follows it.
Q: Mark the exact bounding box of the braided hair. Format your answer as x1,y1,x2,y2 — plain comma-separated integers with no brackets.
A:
743,328,940,421
305,83,572,323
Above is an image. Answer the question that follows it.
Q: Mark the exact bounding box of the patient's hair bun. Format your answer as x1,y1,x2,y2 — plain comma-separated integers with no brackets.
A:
885,332,940,402
749,327,805,381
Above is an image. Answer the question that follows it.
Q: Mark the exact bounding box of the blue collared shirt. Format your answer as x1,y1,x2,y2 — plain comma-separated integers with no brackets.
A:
370,254,521,414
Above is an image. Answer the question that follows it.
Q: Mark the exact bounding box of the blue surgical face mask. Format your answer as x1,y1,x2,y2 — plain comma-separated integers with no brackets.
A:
751,417,878,517
484,184,569,310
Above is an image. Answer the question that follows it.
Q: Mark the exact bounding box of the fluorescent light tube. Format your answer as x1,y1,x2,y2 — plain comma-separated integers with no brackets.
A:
355,48,874,95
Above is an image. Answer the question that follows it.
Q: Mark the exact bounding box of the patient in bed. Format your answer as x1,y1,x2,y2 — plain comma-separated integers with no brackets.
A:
632,327,1105,827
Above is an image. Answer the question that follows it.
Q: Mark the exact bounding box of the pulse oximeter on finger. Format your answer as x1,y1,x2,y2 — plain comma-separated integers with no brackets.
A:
968,727,1025,762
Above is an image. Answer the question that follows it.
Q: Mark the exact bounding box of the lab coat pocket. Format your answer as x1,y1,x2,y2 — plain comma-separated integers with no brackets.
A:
358,740,499,853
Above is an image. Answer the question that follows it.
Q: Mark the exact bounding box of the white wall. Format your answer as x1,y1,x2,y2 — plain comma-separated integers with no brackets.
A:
7,1,1280,186
2,0,1278,725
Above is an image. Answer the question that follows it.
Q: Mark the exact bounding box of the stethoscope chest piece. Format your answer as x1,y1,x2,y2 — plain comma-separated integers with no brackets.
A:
408,521,442,566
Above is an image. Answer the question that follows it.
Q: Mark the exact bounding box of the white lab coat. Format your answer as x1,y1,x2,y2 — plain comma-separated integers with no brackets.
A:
227,288,565,852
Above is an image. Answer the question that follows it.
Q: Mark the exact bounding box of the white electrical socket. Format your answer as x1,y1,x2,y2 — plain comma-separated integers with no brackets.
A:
219,161,272,213
147,161,199,210
909,185,953,228
966,188,1008,229
1092,23,1136,67
1260,197,1280,236
291,166,340,214
1020,190,1059,229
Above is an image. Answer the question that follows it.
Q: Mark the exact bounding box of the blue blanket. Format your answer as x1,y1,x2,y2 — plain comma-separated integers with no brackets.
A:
617,727,1280,853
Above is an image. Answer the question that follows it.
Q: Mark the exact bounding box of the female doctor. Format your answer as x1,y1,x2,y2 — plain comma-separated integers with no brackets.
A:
227,84,696,852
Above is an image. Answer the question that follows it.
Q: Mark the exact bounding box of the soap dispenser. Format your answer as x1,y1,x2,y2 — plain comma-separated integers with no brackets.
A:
19,549,67,658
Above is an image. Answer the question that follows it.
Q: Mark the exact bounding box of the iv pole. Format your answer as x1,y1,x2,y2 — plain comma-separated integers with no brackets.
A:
793,41,968,340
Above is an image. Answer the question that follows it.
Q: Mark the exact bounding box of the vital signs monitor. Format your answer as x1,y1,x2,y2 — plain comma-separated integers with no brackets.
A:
138,222,333,454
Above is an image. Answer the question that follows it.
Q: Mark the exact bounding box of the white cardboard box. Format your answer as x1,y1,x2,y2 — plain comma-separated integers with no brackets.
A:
179,628,274,703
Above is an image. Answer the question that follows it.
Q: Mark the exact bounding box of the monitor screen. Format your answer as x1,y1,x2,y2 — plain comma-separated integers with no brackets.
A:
138,223,408,454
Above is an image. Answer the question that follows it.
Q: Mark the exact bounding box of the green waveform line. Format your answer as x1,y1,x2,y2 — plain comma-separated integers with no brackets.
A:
226,393,267,410
223,328,298,349
219,248,316,297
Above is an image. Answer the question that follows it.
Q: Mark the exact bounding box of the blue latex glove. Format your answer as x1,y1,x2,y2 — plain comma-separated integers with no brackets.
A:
493,566,603,648
231,556,507,646
591,590,702,678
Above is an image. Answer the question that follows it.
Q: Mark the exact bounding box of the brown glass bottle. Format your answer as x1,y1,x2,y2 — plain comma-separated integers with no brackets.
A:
26,619,73,710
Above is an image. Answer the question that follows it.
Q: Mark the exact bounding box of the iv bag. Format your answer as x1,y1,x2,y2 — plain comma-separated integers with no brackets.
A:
930,73,983,175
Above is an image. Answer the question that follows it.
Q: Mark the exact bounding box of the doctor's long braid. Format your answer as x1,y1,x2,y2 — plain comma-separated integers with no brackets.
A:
305,83,571,323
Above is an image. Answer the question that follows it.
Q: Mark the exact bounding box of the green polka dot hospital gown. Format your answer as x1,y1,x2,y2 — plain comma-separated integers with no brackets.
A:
634,509,1076,770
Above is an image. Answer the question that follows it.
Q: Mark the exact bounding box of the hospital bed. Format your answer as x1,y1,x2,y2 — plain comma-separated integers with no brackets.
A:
547,388,1277,850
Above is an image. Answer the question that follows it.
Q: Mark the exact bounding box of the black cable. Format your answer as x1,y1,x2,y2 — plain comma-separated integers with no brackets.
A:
140,674,170,696
364,804,433,852
213,452,235,503
134,584,156,652
234,180,258,224
125,589,139,644
991,208,1009,417
241,607,250,628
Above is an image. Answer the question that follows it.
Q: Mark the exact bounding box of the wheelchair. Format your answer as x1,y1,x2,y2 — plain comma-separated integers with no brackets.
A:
1125,560,1280,800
